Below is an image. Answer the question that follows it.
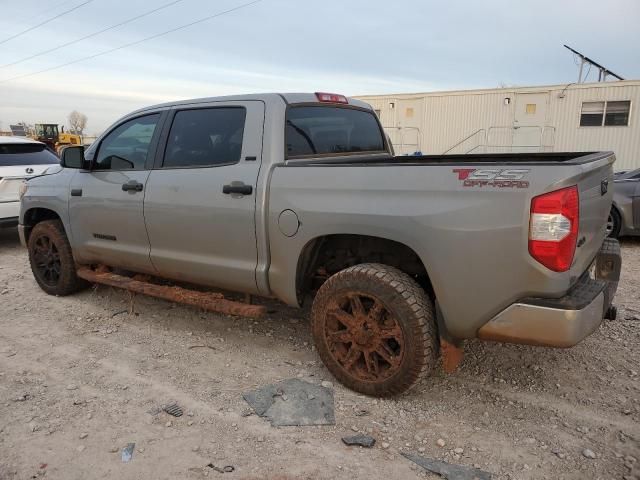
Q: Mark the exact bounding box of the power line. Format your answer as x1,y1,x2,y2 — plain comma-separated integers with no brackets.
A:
0,0,262,84
0,0,97,46
1,0,187,69
34,1,80,19
3,1,262,82
10,0,78,24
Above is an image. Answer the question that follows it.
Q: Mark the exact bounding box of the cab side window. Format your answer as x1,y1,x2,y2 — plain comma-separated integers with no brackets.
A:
163,108,246,168
94,114,160,170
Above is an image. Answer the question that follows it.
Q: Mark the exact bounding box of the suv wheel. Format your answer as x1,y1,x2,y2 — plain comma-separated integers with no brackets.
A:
607,207,622,238
607,208,621,238
27,220,87,296
311,263,437,397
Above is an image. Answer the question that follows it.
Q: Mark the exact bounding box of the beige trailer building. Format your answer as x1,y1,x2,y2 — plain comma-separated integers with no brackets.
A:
356,80,639,171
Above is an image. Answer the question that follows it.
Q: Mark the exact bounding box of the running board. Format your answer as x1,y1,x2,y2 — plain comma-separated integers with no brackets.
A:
76,267,266,318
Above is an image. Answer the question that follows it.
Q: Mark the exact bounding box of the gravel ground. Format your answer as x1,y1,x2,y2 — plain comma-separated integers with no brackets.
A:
0,227,638,480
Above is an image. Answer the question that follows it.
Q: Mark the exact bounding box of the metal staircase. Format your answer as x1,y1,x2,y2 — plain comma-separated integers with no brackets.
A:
443,126,556,155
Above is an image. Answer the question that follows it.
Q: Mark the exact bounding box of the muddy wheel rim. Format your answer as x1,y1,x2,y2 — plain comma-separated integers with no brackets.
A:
32,235,61,287
606,213,614,235
324,292,404,382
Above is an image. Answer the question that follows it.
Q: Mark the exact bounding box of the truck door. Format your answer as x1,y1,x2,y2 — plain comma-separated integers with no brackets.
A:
68,113,165,273
143,101,264,294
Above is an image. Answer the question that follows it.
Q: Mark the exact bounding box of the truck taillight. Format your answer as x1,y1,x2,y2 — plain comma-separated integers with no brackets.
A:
528,186,579,272
315,92,348,104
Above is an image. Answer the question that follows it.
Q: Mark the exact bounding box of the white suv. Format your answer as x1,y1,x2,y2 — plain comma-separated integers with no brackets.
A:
0,136,60,228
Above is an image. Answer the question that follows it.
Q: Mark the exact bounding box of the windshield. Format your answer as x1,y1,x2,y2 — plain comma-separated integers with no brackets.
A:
35,124,58,138
616,168,640,180
285,106,385,158
0,144,60,166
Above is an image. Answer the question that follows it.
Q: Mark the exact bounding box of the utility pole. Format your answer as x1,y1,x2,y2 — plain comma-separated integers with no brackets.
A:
564,45,624,83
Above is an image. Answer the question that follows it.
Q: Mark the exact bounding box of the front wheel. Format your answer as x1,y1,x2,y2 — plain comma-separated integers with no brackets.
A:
311,263,438,397
27,220,88,296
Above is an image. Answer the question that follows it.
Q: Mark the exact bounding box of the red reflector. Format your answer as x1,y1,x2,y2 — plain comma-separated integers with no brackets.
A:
528,186,579,272
315,92,348,104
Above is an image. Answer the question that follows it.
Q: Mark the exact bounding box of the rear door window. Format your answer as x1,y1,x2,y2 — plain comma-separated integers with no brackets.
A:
0,144,60,166
286,106,385,158
163,107,246,168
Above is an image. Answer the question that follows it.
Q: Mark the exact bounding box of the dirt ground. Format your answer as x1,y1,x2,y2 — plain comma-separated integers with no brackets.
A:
0,227,638,480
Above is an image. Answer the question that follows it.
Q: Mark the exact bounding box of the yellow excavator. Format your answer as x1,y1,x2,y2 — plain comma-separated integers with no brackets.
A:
32,124,82,154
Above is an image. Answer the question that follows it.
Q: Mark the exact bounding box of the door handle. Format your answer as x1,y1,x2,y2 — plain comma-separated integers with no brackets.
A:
122,180,144,192
71,188,83,197
222,183,253,195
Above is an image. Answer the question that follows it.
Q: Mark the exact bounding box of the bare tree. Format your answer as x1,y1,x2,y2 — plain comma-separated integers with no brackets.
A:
68,111,88,135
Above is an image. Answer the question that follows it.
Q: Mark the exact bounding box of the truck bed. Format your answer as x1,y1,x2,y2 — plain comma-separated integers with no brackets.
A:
270,150,615,339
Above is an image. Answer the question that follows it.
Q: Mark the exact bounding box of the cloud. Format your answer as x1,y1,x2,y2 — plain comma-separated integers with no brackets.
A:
1,51,441,132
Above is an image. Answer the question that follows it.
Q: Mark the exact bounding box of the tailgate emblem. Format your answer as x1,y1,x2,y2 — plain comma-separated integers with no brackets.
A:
25,167,34,174
601,179,608,195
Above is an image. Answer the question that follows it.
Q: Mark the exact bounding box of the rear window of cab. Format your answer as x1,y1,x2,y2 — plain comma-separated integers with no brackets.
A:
285,106,385,158
0,144,60,166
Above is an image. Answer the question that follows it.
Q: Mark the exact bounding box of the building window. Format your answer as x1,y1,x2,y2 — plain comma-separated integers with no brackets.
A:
580,101,605,126
405,107,414,118
525,103,537,114
580,100,631,127
374,109,381,118
605,101,631,126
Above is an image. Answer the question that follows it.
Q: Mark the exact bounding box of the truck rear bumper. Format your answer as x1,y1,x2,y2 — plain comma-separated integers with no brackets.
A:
478,238,621,348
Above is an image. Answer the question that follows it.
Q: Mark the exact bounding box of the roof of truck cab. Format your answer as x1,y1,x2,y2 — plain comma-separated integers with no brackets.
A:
0,136,43,145
128,93,372,116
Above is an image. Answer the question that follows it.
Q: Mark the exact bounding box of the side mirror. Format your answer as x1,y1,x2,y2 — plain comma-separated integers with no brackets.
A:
60,145,86,169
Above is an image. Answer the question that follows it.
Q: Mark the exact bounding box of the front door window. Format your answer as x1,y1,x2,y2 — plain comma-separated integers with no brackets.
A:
94,114,160,170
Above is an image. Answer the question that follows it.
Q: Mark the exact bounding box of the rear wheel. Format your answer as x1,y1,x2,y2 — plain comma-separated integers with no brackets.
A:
311,263,438,397
28,220,87,296
607,208,621,238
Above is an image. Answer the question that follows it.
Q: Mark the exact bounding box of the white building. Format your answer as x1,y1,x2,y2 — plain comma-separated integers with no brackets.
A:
356,80,639,171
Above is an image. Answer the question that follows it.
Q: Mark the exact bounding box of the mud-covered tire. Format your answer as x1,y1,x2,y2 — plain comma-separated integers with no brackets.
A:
27,220,87,296
311,263,438,397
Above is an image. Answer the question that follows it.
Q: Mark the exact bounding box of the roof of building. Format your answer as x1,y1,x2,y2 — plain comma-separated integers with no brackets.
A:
355,79,640,100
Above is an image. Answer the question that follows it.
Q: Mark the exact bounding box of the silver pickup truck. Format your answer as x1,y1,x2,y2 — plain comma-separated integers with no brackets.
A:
19,92,621,396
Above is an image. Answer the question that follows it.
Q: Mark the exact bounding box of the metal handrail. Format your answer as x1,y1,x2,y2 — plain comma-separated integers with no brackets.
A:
442,128,486,154
466,144,484,154
383,126,421,154
487,125,556,150
409,124,557,156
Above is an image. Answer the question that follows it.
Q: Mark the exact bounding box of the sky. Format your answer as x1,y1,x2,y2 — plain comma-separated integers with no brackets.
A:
0,0,639,134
